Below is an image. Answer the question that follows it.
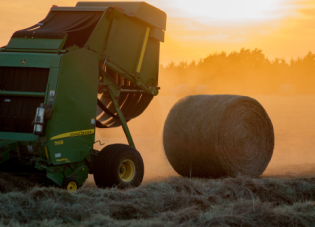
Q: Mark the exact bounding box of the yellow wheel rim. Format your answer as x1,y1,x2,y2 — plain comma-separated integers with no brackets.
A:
119,160,135,182
67,181,77,192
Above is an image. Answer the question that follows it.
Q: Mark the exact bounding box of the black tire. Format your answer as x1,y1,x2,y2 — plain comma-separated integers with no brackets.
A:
93,144,144,189
62,177,79,192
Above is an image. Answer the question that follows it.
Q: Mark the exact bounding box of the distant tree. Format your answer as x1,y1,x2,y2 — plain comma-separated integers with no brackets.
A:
159,48,315,95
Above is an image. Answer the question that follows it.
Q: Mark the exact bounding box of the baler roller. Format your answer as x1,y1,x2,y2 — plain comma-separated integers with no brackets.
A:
96,85,153,128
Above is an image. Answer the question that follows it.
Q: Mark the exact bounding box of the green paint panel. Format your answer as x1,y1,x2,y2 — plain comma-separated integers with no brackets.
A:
0,91,45,97
67,162,89,186
150,28,165,42
105,16,147,74
0,132,38,141
139,39,160,86
63,166,73,177
45,67,61,105
47,172,64,186
45,49,99,165
85,12,111,54
7,38,65,50
0,141,18,164
0,52,61,68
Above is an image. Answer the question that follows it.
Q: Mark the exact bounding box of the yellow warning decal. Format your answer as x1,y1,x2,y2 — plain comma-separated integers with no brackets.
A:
51,129,95,140
56,158,70,163
136,27,151,73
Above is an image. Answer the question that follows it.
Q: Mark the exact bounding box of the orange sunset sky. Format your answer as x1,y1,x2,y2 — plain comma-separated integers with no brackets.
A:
0,0,314,65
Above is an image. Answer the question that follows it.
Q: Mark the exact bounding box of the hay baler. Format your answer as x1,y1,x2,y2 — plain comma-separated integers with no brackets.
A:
0,2,166,191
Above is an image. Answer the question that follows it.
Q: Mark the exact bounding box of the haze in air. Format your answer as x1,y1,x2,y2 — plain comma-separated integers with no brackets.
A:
1,0,315,226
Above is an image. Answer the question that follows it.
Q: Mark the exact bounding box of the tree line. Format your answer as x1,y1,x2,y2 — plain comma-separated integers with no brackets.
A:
159,48,315,95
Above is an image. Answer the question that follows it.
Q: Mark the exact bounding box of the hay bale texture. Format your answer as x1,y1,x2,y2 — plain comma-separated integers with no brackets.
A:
163,95,274,178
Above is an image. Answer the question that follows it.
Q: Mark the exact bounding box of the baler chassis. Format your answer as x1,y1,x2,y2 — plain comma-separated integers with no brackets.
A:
0,1,166,191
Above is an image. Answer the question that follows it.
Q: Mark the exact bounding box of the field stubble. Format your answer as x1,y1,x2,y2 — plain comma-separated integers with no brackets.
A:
1,175,315,226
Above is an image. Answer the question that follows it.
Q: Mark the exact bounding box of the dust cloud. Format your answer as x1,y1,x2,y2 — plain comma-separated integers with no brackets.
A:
93,96,178,184
90,49,315,184
92,93,315,185
259,95,315,178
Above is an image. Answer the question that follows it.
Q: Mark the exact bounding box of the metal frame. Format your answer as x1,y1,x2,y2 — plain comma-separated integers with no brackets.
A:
98,67,135,147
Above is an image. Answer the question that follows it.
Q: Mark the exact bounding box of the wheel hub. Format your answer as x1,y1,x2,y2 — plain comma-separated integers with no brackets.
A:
119,160,135,182
67,181,78,192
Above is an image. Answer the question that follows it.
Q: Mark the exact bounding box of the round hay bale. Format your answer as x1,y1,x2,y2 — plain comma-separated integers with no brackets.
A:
195,85,211,95
169,84,194,97
278,84,296,96
163,95,274,178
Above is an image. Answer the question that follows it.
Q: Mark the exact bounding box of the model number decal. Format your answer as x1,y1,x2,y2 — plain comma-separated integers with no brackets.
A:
54,140,64,146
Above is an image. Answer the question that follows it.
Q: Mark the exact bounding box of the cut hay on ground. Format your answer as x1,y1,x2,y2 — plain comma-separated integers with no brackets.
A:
163,95,274,178
1,173,315,226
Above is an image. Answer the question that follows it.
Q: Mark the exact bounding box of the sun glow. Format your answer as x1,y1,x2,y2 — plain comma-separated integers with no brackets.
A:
167,0,289,21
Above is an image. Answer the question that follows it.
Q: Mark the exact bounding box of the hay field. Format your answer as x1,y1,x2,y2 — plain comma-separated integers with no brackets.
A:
2,175,315,226
1,95,315,226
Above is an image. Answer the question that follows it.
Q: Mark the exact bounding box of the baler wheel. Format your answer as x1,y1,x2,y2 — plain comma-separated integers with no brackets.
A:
93,144,144,189
62,177,78,192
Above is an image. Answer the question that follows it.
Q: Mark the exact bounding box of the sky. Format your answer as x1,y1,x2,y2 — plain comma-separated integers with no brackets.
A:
0,0,315,65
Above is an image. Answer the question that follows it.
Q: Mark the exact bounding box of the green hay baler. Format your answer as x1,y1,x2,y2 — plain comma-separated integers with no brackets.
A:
0,2,166,191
